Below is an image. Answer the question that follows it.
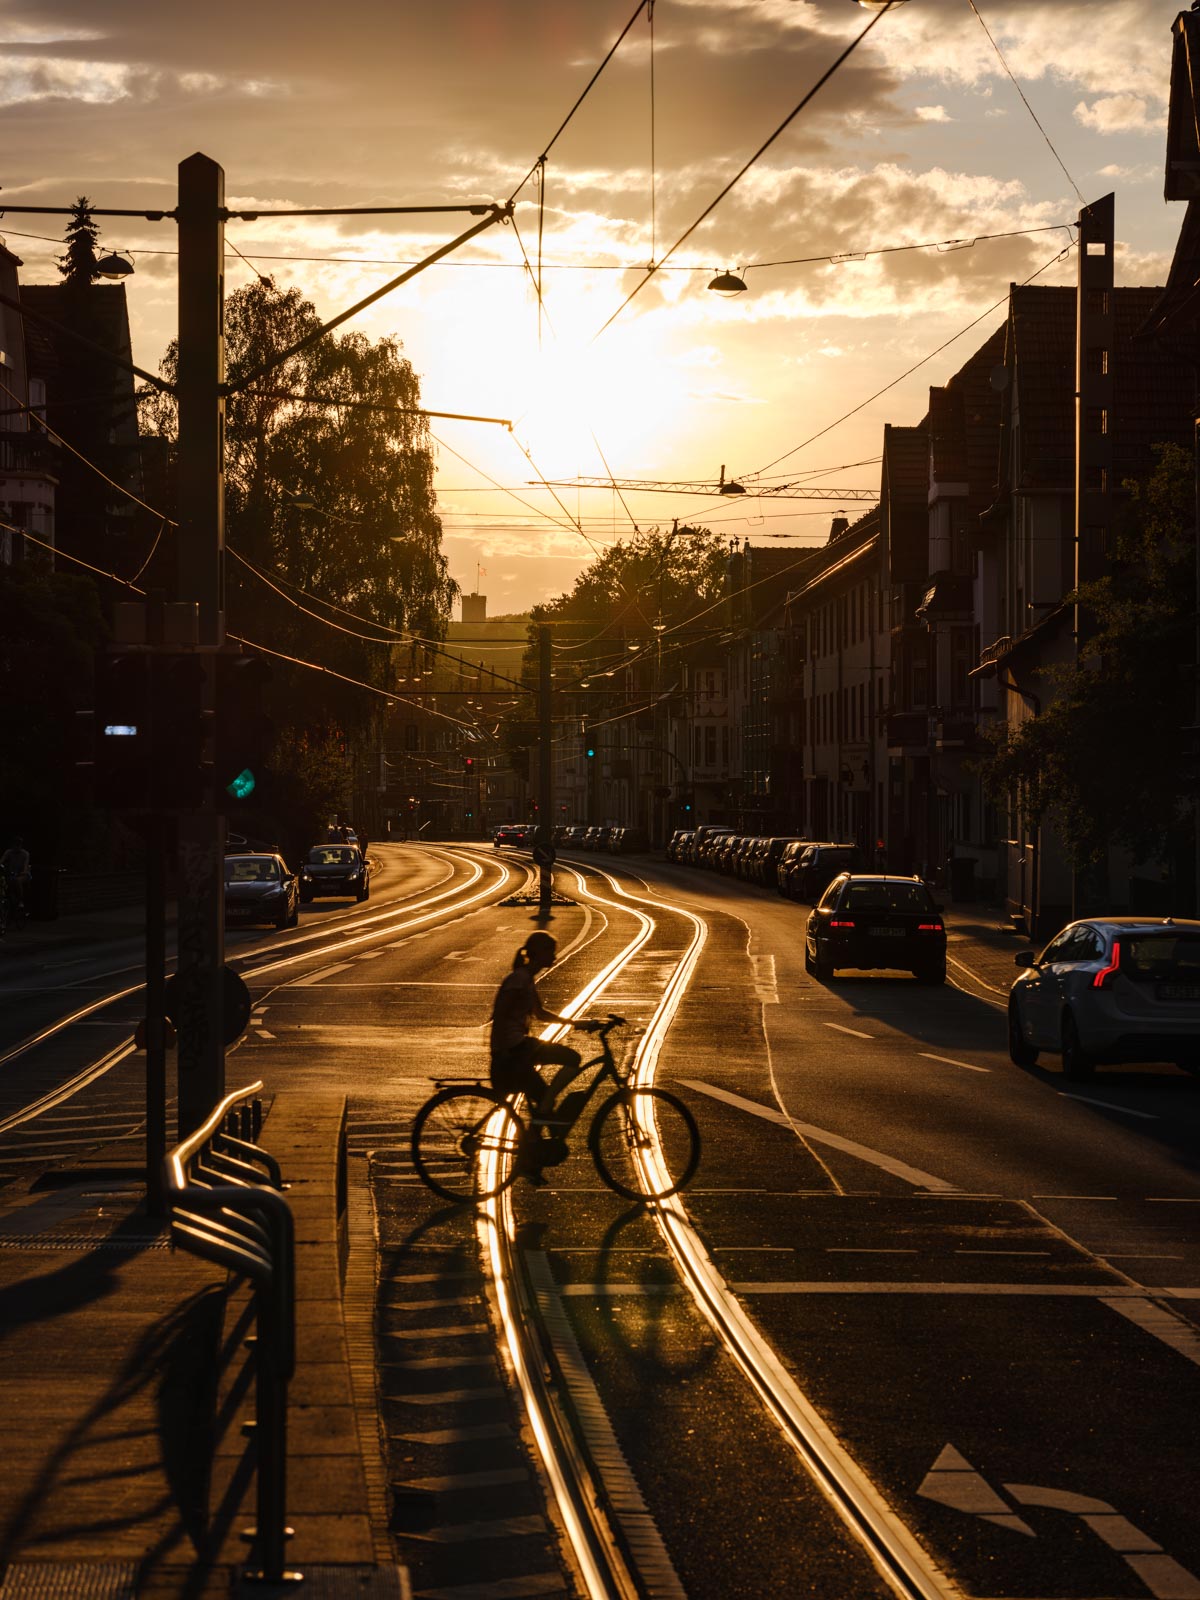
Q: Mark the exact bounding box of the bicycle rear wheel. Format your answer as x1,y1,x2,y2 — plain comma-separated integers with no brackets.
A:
411,1086,523,1203
589,1087,700,1201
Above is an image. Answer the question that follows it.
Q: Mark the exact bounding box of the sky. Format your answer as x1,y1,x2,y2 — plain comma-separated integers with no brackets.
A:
0,0,1185,614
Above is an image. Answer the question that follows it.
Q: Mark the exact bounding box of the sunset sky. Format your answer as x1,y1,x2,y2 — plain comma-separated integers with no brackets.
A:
1,0,1182,612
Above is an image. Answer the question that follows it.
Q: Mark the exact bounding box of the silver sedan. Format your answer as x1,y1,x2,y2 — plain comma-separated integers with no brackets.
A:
1008,917,1200,1078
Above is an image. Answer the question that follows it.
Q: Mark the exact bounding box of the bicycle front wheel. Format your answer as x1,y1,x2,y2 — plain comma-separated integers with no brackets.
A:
411,1087,523,1203
589,1087,700,1201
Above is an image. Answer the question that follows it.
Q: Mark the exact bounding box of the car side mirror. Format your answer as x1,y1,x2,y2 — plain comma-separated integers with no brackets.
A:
1015,950,1035,966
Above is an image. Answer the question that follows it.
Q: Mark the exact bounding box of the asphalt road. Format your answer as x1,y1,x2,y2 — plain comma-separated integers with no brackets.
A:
5,841,1200,1599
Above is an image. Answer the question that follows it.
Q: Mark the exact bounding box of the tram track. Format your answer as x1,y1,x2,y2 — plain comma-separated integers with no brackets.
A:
450,848,963,1600
0,846,526,1170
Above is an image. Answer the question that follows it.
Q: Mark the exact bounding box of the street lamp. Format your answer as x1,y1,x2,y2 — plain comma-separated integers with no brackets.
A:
708,268,748,296
95,251,135,279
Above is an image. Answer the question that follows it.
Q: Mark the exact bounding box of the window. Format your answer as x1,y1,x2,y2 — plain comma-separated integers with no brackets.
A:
705,725,717,765
722,725,730,765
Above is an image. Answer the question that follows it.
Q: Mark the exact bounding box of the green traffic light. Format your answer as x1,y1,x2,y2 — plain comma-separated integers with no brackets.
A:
226,767,257,800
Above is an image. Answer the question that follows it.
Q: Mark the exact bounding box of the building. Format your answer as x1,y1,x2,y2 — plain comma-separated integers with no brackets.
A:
0,243,56,565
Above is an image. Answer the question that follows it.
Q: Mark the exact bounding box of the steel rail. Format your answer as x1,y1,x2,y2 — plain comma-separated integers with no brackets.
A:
0,845,462,1072
476,859,655,1600
576,861,966,1600
0,848,520,1147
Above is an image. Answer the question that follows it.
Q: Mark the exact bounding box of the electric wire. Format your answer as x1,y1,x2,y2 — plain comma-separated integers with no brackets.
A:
965,0,1086,207
592,0,898,342
507,0,650,205
750,237,1077,478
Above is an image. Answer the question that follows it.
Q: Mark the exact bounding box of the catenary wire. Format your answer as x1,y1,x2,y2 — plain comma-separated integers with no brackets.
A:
591,0,898,341
750,237,1077,478
965,0,1086,207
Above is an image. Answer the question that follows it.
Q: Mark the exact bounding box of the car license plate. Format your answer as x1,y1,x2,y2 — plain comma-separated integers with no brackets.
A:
1156,982,1200,1002
869,926,906,938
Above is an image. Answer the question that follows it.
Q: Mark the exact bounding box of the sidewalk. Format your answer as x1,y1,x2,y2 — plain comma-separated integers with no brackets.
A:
0,1093,403,1598
0,901,153,961
943,902,1030,997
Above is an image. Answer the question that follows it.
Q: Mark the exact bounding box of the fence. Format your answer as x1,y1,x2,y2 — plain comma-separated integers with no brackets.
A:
163,1081,300,1586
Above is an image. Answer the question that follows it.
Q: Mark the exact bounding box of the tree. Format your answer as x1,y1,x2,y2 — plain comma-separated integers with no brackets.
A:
978,443,1195,869
57,197,100,287
142,277,455,841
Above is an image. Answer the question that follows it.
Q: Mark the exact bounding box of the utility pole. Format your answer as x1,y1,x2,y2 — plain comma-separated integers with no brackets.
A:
537,625,554,920
174,152,226,1135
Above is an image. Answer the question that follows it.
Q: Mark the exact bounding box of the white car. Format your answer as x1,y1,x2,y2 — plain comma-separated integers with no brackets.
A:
1008,917,1200,1078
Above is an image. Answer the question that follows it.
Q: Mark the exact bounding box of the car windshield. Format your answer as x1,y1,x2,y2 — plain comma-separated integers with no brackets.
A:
308,847,356,865
1121,933,1200,982
844,882,933,912
225,858,279,884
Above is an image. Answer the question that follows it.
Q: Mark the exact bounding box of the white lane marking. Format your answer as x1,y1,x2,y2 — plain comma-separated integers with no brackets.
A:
1102,1297,1200,1370
284,980,494,989
918,1052,990,1074
1058,1093,1158,1121
290,961,356,986
828,1248,918,1255
355,950,384,961
955,1250,1050,1257
443,950,484,963
255,1029,276,1040
1033,1194,1118,1200
750,953,779,1004
1005,1483,1200,1599
945,954,1007,996
678,1077,959,1193
917,1444,1034,1536
1145,1197,1200,1203
824,1022,874,1039
732,1283,1197,1297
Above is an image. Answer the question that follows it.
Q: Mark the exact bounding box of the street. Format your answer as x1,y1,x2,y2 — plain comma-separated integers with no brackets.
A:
3,841,1197,1598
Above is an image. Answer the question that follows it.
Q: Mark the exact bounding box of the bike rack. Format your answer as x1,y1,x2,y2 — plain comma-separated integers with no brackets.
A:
163,1081,300,1586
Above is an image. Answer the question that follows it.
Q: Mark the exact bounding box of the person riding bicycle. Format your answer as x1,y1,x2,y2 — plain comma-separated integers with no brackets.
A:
489,931,598,1178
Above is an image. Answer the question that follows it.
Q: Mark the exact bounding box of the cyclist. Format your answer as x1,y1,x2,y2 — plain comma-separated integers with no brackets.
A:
490,931,597,1179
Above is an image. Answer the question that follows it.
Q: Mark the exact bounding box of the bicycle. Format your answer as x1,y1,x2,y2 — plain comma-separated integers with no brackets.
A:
410,1015,700,1204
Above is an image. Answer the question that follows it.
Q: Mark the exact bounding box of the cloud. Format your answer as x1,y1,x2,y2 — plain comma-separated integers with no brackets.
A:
914,105,952,123
1074,95,1165,135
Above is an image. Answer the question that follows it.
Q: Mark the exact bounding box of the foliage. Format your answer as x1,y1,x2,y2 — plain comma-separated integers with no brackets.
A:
529,525,727,637
254,728,351,865
57,197,100,287
978,443,1195,866
142,277,455,842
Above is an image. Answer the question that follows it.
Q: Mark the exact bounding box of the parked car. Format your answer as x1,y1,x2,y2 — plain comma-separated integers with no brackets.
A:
805,874,946,983
666,829,694,862
776,840,812,897
697,829,735,868
299,844,371,903
494,823,530,849
560,825,588,848
609,826,649,854
784,842,864,902
758,836,808,889
224,852,299,930
685,825,732,866
1008,916,1200,1078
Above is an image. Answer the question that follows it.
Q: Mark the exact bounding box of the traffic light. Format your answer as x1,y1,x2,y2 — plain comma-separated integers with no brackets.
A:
150,653,210,809
463,754,475,773
214,652,273,806
93,650,150,810
584,731,596,759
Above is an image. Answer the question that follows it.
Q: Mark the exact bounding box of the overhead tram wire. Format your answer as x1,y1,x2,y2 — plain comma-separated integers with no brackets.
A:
749,236,1077,479
591,0,899,342
507,0,650,206
965,0,1086,208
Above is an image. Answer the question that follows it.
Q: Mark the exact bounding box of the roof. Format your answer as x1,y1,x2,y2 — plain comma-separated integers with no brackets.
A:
928,322,1006,513
1142,196,1200,350
1166,9,1200,201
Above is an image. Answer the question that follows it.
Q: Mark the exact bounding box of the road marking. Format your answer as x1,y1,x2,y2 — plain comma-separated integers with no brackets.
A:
1005,1483,1200,1599
355,950,384,961
1033,1194,1118,1200
955,1250,1050,1256
824,1022,874,1039
827,1248,918,1254
917,1444,1034,1535
750,953,778,1004
1102,1297,1200,1369
1058,1093,1158,1120
444,950,485,963
679,1078,959,1192
945,955,1008,996
291,961,356,986
918,1052,989,1074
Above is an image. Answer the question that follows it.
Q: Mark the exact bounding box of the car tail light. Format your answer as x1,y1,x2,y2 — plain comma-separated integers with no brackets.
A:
1092,940,1121,989
830,919,856,929
918,922,944,933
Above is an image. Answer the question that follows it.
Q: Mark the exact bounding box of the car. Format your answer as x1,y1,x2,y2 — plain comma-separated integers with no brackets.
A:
1008,916,1200,1078
299,844,371,903
560,825,588,848
784,841,864,902
776,839,812,897
758,836,808,889
224,852,299,930
494,823,530,849
666,828,694,862
609,826,649,854
805,874,946,982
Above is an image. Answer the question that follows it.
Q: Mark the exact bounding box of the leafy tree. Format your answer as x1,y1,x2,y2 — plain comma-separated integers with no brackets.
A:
529,524,727,640
57,197,100,287
142,277,455,842
979,442,1195,868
